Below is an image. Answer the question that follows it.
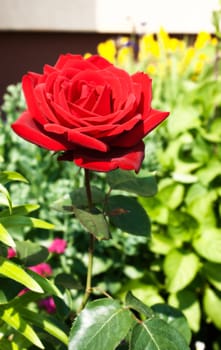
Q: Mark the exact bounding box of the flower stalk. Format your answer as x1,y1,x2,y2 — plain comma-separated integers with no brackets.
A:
79,169,95,311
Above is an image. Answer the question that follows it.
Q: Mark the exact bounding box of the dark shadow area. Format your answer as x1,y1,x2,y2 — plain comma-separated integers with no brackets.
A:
0,31,116,104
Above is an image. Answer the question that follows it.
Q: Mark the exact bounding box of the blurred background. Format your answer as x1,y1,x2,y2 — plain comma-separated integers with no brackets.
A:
0,0,219,103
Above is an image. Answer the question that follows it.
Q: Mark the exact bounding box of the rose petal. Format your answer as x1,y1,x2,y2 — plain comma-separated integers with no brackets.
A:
132,72,152,117
87,55,112,69
111,109,169,148
92,85,112,115
59,142,145,173
22,75,48,124
44,123,109,153
34,84,59,123
68,129,108,152
51,101,90,127
54,54,83,69
143,109,170,134
11,111,69,151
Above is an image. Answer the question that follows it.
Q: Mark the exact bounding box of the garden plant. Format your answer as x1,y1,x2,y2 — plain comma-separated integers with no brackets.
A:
0,4,221,350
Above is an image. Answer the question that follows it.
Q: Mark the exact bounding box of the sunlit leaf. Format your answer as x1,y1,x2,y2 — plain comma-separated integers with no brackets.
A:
203,287,221,329
151,304,191,344
168,290,201,332
164,249,199,293
0,204,40,218
0,306,44,349
125,291,154,318
27,269,63,298
0,171,28,185
193,228,221,262
0,215,54,230
20,308,68,345
0,222,16,247
69,298,133,350
0,256,43,293
130,317,190,350
203,261,221,291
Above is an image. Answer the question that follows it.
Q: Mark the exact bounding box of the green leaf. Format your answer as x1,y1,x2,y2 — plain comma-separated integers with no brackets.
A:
125,291,155,318
203,287,221,329
157,181,185,209
203,262,221,291
0,204,40,218
69,298,133,350
107,195,151,237
16,240,49,266
185,183,217,226
193,228,221,262
164,249,199,293
0,184,12,212
139,197,168,225
168,290,201,332
201,116,221,142
130,317,190,350
27,269,63,298
149,233,175,255
0,278,22,304
0,171,28,185
20,308,68,345
55,273,82,290
0,256,43,293
196,159,221,185
168,210,198,244
167,105,201,138
72,206,110,240
0,222,16,247
70,186,105,208
120,282,164,307
107,169,158,197
151,304,191,345
0,306,44,349
0,215,54,230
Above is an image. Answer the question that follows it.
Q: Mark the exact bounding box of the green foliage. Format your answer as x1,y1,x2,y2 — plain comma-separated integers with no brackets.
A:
0,172,68,349
1,9,221,348
69,297,191,350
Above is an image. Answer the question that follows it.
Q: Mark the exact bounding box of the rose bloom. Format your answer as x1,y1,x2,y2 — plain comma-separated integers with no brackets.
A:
38,296,56,314
11,54,169,172
29,262,52,277
7,247,16,259
48,238,67,254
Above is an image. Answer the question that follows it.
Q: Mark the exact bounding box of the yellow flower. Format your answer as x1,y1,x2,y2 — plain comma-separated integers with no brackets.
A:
169,38,185,52
84,53,92,59
211,37,218,46
194,32,211,49
117,46,134,66
146,63,157,75
138,34,160,60
179,47,196,72
97,39,116,63
158,27,170,50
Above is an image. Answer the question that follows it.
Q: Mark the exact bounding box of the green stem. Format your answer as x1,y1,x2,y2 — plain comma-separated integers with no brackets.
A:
79,169,95,311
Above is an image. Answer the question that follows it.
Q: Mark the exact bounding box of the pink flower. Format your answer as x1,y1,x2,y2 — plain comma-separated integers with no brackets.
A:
38,296,56,313
7,247,16,259
29,263,52,277
48,238,67,254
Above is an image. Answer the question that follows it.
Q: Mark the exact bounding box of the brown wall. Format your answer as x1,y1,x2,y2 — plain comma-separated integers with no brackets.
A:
0,31,115,105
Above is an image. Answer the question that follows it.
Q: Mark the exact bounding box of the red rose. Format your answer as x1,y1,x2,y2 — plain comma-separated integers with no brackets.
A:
11,54,169,172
